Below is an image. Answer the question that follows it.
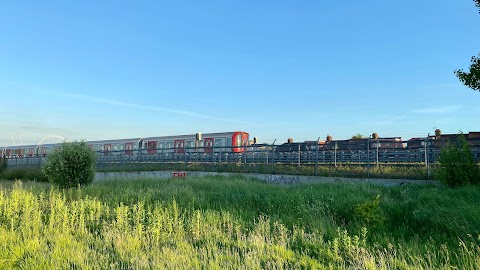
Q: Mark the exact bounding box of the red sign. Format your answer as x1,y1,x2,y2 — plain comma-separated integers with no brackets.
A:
173,172,187,177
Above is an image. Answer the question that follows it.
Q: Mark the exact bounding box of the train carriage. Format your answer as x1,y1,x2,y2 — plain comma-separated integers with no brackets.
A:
141,131,249,155
2,142,60,158
86,138,142,156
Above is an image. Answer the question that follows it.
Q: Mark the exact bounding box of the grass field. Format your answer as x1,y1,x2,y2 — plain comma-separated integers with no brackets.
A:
0,176,479,269
1,161,435,182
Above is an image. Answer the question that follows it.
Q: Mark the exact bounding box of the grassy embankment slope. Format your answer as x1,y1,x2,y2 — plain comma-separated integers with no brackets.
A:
0,176,479,269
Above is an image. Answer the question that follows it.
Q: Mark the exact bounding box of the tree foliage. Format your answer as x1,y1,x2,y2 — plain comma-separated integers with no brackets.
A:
435,133,480,187
351,134,365,140
455,54,480,91
455,1,480,91
42,141,96,188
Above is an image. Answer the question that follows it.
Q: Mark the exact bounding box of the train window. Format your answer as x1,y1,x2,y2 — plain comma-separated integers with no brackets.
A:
159,142,165,149
227,138,232,146
215,138,225,147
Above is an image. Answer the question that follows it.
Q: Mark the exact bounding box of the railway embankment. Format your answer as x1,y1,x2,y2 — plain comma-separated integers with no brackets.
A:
94,171,440,186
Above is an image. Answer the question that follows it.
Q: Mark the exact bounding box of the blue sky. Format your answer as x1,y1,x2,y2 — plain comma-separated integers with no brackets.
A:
1,0,479,146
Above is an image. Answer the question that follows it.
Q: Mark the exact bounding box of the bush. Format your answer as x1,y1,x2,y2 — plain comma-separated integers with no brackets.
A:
0,156,6,174
435,133,480,187
42,141,96,188
354,194,386,227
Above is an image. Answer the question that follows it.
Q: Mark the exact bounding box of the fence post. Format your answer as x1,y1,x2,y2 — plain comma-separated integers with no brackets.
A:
298,143,301,167
425,133,430,180
367,136,371,178
137,148,140,172
211,145,215,172
315,137,320,176
334,142,337,167
243,141,248,172
272,139,276,174
184,148,187,171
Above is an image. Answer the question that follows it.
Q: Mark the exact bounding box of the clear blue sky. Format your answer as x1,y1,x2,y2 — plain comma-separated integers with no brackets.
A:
1,0,479,146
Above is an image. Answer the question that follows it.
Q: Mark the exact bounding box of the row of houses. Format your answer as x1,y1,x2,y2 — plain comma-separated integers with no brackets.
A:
276,130,480,152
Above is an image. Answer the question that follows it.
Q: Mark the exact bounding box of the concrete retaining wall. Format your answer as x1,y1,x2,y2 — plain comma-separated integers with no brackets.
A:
95,171,440,186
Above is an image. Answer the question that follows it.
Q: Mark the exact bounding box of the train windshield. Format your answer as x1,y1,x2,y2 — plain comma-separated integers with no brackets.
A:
236,134,242,147
236,132,249,147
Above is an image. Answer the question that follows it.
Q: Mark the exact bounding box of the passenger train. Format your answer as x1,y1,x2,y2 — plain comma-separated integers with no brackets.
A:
2,129,479,161
1,131,250,158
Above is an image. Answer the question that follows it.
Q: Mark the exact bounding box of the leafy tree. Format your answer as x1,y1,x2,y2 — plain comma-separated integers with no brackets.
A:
435,133,480,187
351,134,365,139
455,1,480,91
42,141,96,188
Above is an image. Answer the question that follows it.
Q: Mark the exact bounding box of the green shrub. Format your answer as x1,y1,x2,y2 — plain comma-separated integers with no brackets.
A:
354,194,386,227
435,133,480,187
42,141,96,188
0,156,6,174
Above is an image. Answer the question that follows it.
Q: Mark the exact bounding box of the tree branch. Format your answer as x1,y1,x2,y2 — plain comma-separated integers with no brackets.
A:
455,54,480,92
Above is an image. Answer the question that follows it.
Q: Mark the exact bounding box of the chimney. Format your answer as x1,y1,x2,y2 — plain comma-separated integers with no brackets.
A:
435,129,441,140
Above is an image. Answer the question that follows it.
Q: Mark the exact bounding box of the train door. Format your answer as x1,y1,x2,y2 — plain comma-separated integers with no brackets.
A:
204,138,214,153
174,140,185,153
243,133,249,147
104,144,112,156
147,141,158,155
125,142,134,155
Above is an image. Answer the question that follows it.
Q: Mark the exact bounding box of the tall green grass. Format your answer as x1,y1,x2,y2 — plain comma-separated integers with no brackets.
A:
0,167,48,182
0,176,479,269
4,158,436,180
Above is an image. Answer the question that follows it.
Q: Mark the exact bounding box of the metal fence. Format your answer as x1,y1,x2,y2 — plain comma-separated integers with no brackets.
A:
4,145,480,180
